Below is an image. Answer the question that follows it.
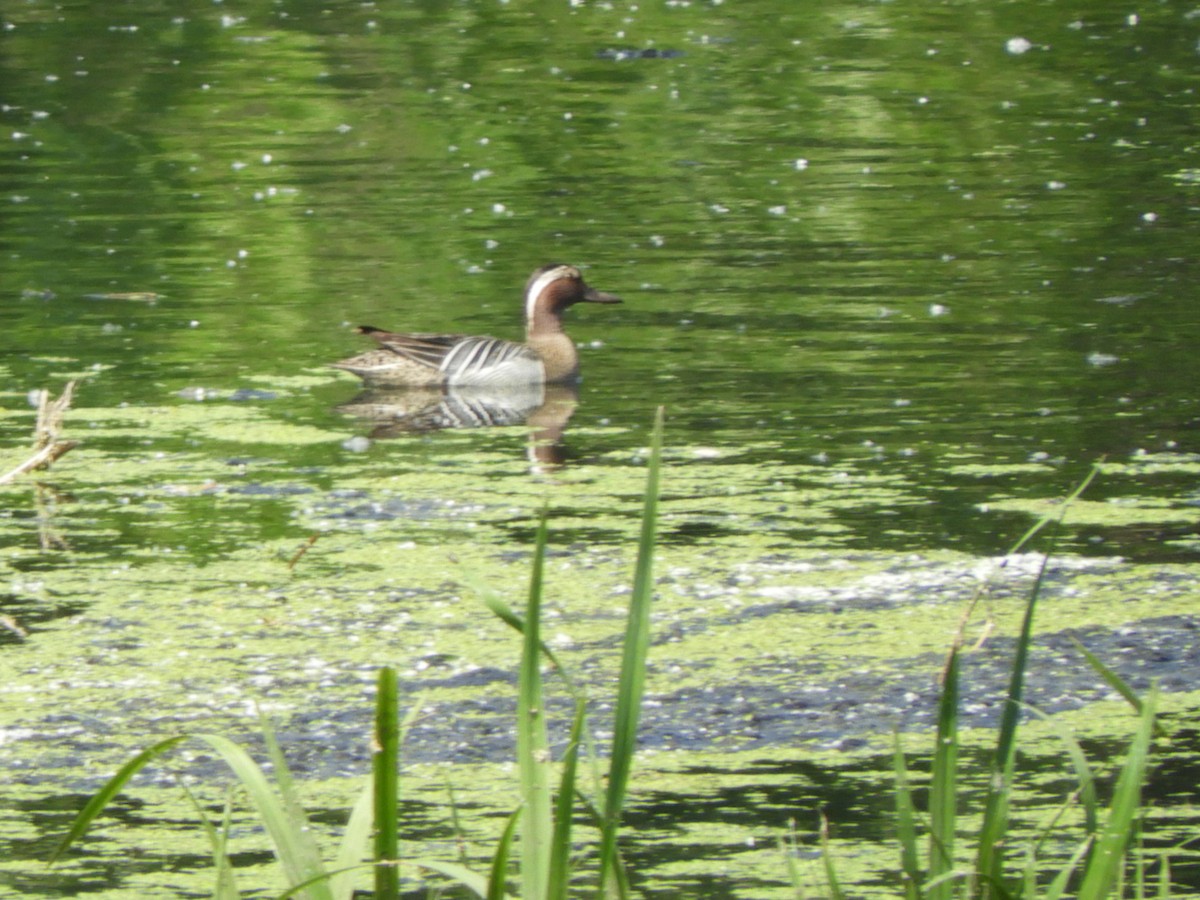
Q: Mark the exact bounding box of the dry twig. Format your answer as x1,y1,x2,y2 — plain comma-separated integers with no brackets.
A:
0,381,79,486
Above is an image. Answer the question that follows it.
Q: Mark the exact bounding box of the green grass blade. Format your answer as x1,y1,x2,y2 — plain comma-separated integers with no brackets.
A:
1022,845,1037,900
778,819,807,899
481,592,570,685
261,712,306,823
973,467,1102,897
373,667,401,900
1029,811,1093,900
482,582,608,809
487,808,522,900
214,788,242,900
819,811,846,900
335,684,420,900
49,734,190,864
1072,636,1144,713
257,712,341,900
180,781,241,900
517,510,553,899
331,784,374,900
405,858,489,897
611,853,633,899
547,700,586,900
598,407,664,891
1025,703,1099,842
975,550,1052,897
277,863,381,900
1076,686,1159,900
192,734,334,900
891,735,922,900
1003,463,1101,555
1156,851,1170,900
928,646,959,900
1135,827,1147,900
1072,637,1169,740
443,777,470,864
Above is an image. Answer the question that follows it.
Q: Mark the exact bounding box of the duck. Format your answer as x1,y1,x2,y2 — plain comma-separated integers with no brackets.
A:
332,263,621,388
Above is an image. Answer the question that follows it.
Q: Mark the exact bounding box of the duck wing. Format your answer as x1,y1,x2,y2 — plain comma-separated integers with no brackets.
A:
358,328,543,386
363,331,474,371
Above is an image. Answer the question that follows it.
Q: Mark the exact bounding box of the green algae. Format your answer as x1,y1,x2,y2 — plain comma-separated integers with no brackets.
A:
948,462,1057,478
69,402,342,446
3,436,1197,769
984,497,1200,527
3,393,1199,897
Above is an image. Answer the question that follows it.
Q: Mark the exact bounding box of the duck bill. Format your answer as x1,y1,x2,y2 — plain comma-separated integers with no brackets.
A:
581,286,622,304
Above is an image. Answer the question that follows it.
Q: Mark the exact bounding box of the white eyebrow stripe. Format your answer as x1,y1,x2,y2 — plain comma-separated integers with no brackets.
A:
525,266,572,320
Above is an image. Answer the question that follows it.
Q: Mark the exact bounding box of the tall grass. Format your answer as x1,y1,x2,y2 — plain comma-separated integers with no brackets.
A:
50,408,664,898
877,630,1160,900
814,464,1169,900
50,419,1172,898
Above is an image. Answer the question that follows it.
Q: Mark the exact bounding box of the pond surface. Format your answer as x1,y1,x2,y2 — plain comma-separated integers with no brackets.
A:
2,0,1199,896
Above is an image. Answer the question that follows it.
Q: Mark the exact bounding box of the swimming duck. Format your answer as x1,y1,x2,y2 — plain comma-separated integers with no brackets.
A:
332,263,621,387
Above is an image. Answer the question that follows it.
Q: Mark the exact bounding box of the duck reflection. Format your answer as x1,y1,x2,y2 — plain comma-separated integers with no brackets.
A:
336,383,579,468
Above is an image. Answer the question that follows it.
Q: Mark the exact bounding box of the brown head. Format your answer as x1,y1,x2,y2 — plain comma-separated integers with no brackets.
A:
524,264,621,336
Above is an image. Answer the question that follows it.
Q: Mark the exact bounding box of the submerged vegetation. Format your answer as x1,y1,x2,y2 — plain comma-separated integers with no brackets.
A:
48,413,1185,898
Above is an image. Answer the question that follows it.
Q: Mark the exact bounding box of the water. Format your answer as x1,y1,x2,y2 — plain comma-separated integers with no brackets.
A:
2,1,1198,896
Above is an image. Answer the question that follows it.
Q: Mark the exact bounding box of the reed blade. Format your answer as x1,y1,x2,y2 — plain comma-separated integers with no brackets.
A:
1076,687,1158,900
373,667,401,900
598,407,664,891
192,734,334,900
517,511,553,898
547,700,587,900
928,646,959,900
891,735,922,900
49,735,190,865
